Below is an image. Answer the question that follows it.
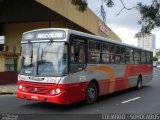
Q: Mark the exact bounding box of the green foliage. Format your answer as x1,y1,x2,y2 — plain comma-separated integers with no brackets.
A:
71,0,114,12
137,0,160,35
71,0,88,12
156,50,160,56
153,56,158,61
104,0,114,7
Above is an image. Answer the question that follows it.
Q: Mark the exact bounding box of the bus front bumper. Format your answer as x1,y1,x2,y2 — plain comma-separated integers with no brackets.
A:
16,89,70,104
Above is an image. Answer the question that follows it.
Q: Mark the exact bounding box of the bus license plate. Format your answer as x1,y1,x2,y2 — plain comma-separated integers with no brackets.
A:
31,96,38,100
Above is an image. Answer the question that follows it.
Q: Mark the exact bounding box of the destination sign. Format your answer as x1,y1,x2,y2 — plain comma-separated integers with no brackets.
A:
36,31,65,39
22,30,66,41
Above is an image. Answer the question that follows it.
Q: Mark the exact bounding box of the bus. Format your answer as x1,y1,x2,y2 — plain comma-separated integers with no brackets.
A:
16,28,153,104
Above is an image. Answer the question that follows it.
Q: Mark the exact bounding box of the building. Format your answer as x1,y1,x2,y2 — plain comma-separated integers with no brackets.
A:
0,0,121,84
138,33,156,51
137,33,156,56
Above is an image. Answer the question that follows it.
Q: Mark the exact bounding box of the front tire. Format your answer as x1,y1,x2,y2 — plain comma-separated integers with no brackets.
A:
136,76,142,90
85,83,98,104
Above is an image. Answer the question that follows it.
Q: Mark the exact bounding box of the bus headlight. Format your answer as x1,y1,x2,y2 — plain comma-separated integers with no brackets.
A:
56,88,61,94
19,85,26,91
50,90,55,95
19,85,23,90
50,88,61,95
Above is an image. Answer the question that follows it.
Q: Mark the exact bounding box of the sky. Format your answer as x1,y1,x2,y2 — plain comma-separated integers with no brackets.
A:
87,0,160,49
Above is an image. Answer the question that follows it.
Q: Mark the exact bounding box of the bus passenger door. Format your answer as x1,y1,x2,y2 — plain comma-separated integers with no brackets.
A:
68,36,87,101
70,37,86,74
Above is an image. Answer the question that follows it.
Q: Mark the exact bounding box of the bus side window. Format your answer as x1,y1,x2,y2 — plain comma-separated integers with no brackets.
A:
121,47,126,64
88,40,101,63
134,49,141,64
109,44,115,63
70,38,86,73
141,51,146,64
115,46,121,64
146,52,153,64
126,48,134,64
102,42,110,63
115,46,126,64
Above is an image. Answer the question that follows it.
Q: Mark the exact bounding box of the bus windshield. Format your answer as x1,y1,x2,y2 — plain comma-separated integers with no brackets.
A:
20,41,68,77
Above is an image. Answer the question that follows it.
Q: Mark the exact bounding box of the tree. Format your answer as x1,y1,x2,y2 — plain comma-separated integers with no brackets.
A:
71,0,114,12
71,0,160,35
137,0,160,35
156,50,160,56
153,56,158,61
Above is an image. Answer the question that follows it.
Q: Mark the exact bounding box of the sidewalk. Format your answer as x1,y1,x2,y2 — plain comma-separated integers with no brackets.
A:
0,84,17,94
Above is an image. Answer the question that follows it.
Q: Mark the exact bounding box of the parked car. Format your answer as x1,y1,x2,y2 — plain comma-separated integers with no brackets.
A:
157,64,160,68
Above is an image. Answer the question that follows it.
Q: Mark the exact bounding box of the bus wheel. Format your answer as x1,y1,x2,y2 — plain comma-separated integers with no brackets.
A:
136,76,142,90
85,82,98,104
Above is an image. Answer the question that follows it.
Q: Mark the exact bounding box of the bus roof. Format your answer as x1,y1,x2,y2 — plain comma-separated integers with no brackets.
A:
23,28,153,52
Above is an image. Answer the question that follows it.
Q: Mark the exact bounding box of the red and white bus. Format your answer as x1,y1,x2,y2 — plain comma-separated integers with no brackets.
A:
16,28,153,104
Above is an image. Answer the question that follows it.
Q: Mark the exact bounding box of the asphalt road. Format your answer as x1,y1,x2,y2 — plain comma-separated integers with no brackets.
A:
0,68,160,119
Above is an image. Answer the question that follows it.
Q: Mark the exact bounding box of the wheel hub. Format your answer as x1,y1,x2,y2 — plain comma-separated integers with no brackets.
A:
88,88,95,99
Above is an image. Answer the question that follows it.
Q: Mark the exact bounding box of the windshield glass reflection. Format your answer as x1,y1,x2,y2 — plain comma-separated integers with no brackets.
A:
20,42,68,77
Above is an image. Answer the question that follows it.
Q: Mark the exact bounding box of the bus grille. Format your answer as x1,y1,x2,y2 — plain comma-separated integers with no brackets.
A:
26,86,50,94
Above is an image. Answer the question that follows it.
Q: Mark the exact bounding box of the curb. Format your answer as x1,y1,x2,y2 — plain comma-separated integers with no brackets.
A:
0,86,16,95
0,90,16,94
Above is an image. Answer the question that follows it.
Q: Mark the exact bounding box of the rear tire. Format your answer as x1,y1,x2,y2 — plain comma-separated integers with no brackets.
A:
136,76,142,90
85,83,98,104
